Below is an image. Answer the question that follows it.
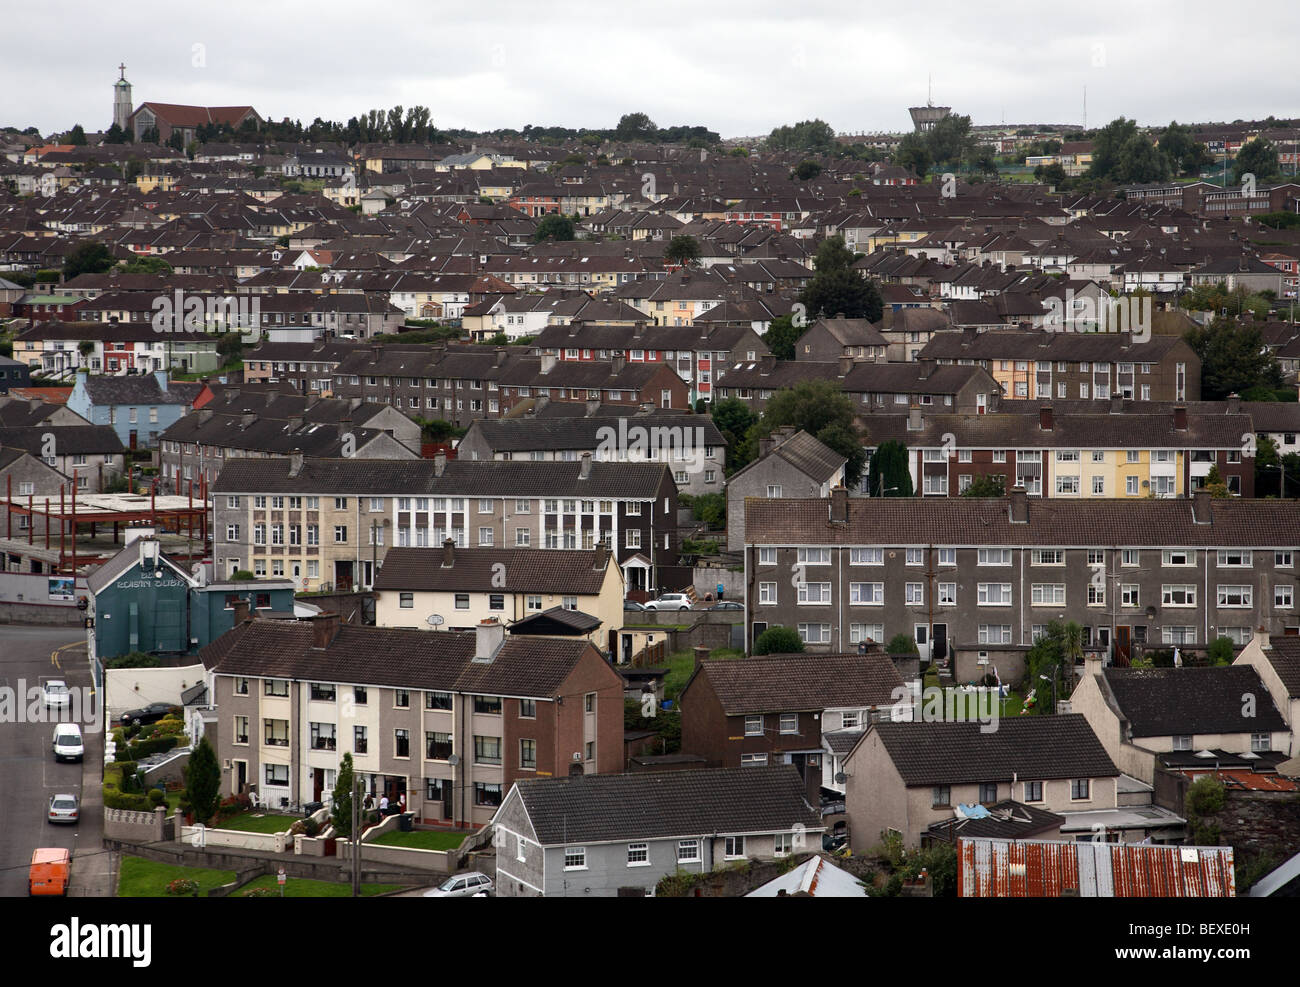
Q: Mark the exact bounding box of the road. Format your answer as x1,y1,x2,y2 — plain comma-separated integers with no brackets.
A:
0,624,112,897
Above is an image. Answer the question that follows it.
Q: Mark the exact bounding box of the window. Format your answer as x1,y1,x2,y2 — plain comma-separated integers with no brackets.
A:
932,785,951,807
1071,779,1090,801
474,783,503,807
1251,733,1270,753
938,547,956,566
233,716,249,745
334,525,348,544
454,593,470,610
797,548,830,565
517,738,536,770
938,582,956,605
978,624,1012,644
263,718,289,746
265,764,289,786
1217,585,1252,608
1056,475,1080,495
1032,584,1066,605
779,713,798,735
394,729,410,758
677,840,700,863
1276,552,1294,568
626,529,641,549
1162,626,1196,645
977,549,1012,566
1217,550,1252,567
353,725,367,754
1121,584,1140,607
1031,550,1063,566
310,722,337,751
1024,781,1043,802
1162,584,1196,607
1121,549,1139,567
1088,584,1105,606
849,623,884,644
744,715,763,736
309,682,336,702
394,690,410,708
759,547,778,565
474,695,503,714
1162,550,1194,567
905,582,924,605
1092,476,1105,495
265,679,289,697
399,592,414,609
1275,586,1294,609
234,678,249,696
798,622,831,644
724,836,746,859
979,783,998,804
798,582,832,604
978,583,1012,605
774,833,794,856
425,691,452,710
520,699,536,718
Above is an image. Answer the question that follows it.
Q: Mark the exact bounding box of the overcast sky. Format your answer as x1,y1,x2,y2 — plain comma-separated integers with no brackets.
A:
3,1,1294,138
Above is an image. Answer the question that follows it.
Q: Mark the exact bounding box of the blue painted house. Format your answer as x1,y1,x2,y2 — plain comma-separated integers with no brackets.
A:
87,532,296,662
67,370,194,450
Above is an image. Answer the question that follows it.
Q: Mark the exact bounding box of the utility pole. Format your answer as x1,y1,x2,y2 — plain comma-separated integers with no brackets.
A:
351,777,361,897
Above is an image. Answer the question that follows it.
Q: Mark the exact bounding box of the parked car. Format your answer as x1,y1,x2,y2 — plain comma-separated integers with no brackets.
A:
623,599,647,612
47,794,79,825
644,593,693,611
707,601,744,611
42,679,71,710
423,871,494,897
52,723,83,763
118,702,177,726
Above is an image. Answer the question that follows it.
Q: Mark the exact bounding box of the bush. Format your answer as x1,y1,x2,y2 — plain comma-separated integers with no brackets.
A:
106,650,161,668
124,735,180,760
1207,636,1235,666
148,788,165,806
886,633,919,655
165,878,199,896
241,887,275,897
753,626,804,655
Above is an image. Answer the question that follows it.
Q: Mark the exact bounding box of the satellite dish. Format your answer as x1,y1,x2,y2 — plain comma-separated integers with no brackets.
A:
426,614,445,627
447,754,460,766
834,772,847,785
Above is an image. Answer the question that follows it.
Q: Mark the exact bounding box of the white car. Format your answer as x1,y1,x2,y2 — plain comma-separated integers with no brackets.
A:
42,680,71,711
423,872,494,897
644,593,693,612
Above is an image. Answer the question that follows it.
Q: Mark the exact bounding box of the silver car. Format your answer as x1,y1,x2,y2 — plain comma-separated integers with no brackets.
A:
48,794,79,824
423,872,494,897
42,680,71,710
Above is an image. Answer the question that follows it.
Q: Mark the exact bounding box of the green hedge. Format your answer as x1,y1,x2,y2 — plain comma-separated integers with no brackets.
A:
123,735,181,761
104,762,154,811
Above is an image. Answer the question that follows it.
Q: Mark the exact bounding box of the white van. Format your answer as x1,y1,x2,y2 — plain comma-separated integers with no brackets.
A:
52,723,83,763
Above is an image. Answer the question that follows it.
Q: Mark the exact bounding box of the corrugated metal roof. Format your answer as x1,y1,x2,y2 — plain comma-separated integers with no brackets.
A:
957,837,1235,897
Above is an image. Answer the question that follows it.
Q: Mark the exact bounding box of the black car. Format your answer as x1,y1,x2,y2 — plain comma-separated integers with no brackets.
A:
707,601,744,611
119,702,177,726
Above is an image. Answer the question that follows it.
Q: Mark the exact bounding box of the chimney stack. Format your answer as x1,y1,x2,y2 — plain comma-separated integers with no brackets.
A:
288,450,304,477
1039,405,1054,431
759,353,776,373
1173,405,1188,431
839,355,854,376
594,538,608,571
579,451,592,479
231,597,251,625
1225,393,1241,414
1192,486,1212,524
1009,485,1029,523
611,353,626,375
311,612,342,649
907,405,923,431
693,645,710,673
442,537,455,566
830,485,848,522
434,451,447,477
474,618,505,662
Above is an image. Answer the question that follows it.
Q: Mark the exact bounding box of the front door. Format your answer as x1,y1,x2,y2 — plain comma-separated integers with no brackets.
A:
915,623,929,661
235,760,248,795
1116,625,1132,662
335,561,353,592
932,623,948,665
621,634,633,664
313,768,325,802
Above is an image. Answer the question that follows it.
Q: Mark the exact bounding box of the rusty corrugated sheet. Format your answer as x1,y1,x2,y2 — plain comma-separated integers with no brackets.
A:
958,838,1234,897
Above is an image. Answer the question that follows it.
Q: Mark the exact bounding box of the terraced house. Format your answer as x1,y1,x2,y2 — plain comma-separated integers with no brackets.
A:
862,401,1256,497
743,488,1300,661
212,455,679,594
201,615,624,827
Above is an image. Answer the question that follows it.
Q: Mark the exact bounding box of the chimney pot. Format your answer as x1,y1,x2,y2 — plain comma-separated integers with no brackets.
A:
442,537,455,566
311,612,342,649
1009,485,1029,523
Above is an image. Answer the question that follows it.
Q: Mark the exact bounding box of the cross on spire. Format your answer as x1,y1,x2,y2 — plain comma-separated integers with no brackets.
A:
118,63,126,81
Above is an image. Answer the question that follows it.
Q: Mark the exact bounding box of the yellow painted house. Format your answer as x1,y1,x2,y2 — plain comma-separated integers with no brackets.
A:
372,544,625,643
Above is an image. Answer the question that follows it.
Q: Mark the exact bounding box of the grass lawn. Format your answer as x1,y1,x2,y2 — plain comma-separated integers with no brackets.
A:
234,874,403,897
664,647,743,700
165,790,184,813
370,829,470,851
213,812,300,833
118,856,236,897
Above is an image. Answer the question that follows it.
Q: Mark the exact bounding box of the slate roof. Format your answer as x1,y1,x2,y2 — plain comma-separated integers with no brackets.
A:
924,800,1064,841
692,654,904,714
374,547,610,594
859,715,1118,785
200,618,598,698
81,375,192,407
510,765,822,845
463,413,724,453
1102,666,1288,737
745,496,1300,548
1263,636,1300,699
0,425,125,455
212,456,670,498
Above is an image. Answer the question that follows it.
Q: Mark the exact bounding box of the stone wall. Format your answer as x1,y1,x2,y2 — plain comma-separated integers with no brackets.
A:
104,806,167,842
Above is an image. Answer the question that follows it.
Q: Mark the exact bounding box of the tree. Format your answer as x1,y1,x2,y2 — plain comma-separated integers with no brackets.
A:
1033,162,1066,184
183,736,221,825
1184,319,1282,399
866,439,913,497
614,112,658,142
332,752,356,839
1159,121,1210,176
1234,138,1280,184
117,255,173,275
67,124,87,146
924,113,974,171
762,314,801,361
103,122,130,144
793,159,822,181
63,241,116,279
1088,117,1140,181
534,214,575,242
962,474,1006,497
766,119,836,153
664,234,701,267
753,626,804,656
1203,464,1229,498
799,236,882,322
216,332,244,367
1185,775,1226,845
77,339,94,368
893,132,932,179
710,398,758,472
759,379,867,485
1207,636,1235,666
885,632,918,655
1116,134,1172,184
